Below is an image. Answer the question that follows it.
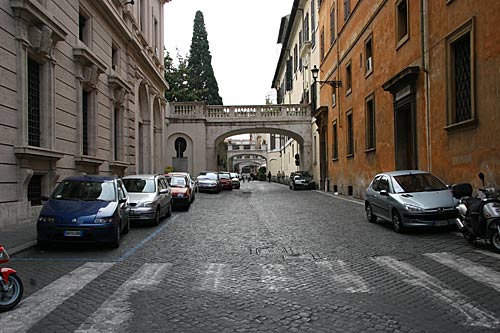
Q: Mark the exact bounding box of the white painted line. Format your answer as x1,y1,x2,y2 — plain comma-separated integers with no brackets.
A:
373,256,500,328
475,250,500,260
261,264,289,292
200,263,226,293
314,190,364,206
0,262,114,333
316,260,370,293
426,252,500,294
76,263,171,333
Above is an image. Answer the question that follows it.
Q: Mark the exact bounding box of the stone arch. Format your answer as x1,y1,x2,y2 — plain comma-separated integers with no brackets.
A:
166,132,194,174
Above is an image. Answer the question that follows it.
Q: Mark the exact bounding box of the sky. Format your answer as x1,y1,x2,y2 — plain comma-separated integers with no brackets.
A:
163,0,292,106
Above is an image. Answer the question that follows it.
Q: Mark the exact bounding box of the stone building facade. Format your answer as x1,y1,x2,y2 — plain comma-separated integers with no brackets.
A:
270,0,320,183
0,0,169,227
315,0,500,198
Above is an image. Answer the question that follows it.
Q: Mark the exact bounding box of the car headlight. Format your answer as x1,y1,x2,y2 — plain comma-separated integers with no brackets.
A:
38,216,55,223
94,217,114,224
404,204,424,213
137,201,154,208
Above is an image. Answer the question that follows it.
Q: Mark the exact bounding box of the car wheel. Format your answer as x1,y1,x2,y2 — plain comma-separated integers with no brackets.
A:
122,217,130,234
37,239,50,251
191,192,195,202
165,203,172,217
365,203,377,223
152,208,160,226
109,222,121,248
392,211,405,233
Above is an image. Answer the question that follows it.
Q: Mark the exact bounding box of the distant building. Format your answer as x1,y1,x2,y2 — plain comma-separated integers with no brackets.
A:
316,0,500,197
0,0,169,227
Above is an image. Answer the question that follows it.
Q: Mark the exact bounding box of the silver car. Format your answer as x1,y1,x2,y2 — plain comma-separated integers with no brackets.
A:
364,170,458,233
122,174,172,226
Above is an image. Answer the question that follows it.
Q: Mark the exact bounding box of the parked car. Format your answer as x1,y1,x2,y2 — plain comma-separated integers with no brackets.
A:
36,175,130,249
122,174,172,226
196,172,221,193
289,171,316,190
364,170,459,233
165,173,192,210
166,172,197,202
229,172,241,189
217,172,233,190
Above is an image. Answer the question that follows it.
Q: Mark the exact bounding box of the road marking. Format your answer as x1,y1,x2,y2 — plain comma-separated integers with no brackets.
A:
0,262,114,333
426,252,500,293
261,264,289,292
76,263,171,333
200,263,227,293
316,260,370,293
314,190,364,206
373,256,500,328
475,250,500,260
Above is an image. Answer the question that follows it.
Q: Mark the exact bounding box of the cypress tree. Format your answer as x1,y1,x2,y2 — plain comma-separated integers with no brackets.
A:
188,11,223,105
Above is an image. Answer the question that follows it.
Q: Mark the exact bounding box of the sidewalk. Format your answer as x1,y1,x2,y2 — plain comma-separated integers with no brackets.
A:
0,222,37,256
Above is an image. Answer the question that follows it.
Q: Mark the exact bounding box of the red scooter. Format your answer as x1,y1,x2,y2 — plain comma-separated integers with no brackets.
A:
0,245,23,312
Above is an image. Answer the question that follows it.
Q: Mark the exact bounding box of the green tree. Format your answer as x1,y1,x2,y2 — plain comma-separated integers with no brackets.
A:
188,11,223,105
164,50,197,102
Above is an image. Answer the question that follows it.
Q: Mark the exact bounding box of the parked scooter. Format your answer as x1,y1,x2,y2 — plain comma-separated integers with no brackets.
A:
0,245,23,312
453,172,500,252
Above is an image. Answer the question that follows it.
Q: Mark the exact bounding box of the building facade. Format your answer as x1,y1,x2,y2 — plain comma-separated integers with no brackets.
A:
0,0,169,228
315,0,500,198
271,0,321,184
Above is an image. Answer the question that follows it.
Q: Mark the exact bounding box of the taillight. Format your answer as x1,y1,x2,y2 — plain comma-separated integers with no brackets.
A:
0,246,10,264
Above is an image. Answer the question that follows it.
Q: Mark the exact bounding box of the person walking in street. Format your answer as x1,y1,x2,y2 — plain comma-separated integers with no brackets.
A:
267,171,272,183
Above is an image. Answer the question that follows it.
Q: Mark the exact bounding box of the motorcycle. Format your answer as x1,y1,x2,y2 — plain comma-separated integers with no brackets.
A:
453,172,500,252
0,245,23,312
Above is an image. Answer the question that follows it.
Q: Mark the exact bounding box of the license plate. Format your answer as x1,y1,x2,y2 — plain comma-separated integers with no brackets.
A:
64,230,82,237
435,221,448,226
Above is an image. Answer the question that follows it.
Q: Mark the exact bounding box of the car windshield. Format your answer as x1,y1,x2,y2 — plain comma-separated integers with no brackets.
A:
52,180,116,201
122,179,156,193
392,173,448,193
199,173,217,180
167,176,187,187
219,174,230,179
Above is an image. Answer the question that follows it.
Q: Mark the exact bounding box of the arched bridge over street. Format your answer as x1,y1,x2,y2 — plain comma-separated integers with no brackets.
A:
166,102,312,175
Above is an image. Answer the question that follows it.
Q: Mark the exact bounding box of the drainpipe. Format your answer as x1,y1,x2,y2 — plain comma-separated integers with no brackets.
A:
420,0,431,172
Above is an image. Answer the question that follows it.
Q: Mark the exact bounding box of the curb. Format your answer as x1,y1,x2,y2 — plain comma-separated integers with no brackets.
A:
10,240,37,256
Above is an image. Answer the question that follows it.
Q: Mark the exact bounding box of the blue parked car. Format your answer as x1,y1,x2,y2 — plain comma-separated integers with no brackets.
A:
37,175,131,249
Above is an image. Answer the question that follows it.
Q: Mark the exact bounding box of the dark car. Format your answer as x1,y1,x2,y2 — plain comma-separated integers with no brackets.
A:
364,170,458,233
36,175,130,249
289,171,316,190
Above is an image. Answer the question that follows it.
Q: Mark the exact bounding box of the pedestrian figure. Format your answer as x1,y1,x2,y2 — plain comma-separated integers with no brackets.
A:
267,171,272,183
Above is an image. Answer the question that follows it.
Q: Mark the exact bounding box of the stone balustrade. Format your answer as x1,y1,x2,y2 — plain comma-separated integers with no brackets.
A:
168,102,310,121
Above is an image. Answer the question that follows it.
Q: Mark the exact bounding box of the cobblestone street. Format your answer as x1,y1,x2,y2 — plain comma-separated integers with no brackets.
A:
2,181,500,332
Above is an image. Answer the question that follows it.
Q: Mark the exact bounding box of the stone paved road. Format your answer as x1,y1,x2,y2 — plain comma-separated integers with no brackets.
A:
2,181,500,332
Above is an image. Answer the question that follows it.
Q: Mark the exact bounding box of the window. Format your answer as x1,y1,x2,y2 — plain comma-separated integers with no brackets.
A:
78,10,90,45
112,44,119,71
82,90,89,155
320,30,325,61
344,0,351,22
154,18,159,54
294,44,298,72
346,111,354,156
313,135,317,164
28,58,41,147
140,0,146,33
311,1,316,47
365,35,373,75
447,21,473,126
396,0,409,45
113,106,122,161
27,175,43,206
330,6,335,45
365,96,376,151
286,59,293,91
332,121,338,159
346,61,352,94
304,14,310,42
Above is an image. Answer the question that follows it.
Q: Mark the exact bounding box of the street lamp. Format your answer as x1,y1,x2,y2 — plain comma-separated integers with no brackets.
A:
311,65,342,87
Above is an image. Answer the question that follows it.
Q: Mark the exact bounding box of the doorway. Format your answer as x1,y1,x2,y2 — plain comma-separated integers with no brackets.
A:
394,100,417,170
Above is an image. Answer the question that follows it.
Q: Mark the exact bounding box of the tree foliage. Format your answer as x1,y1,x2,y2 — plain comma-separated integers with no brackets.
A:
164,10,223,105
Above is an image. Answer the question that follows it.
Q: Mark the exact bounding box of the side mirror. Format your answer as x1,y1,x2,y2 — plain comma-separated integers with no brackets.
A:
380,190,389,196
159,189,169,194
41,196,49,202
